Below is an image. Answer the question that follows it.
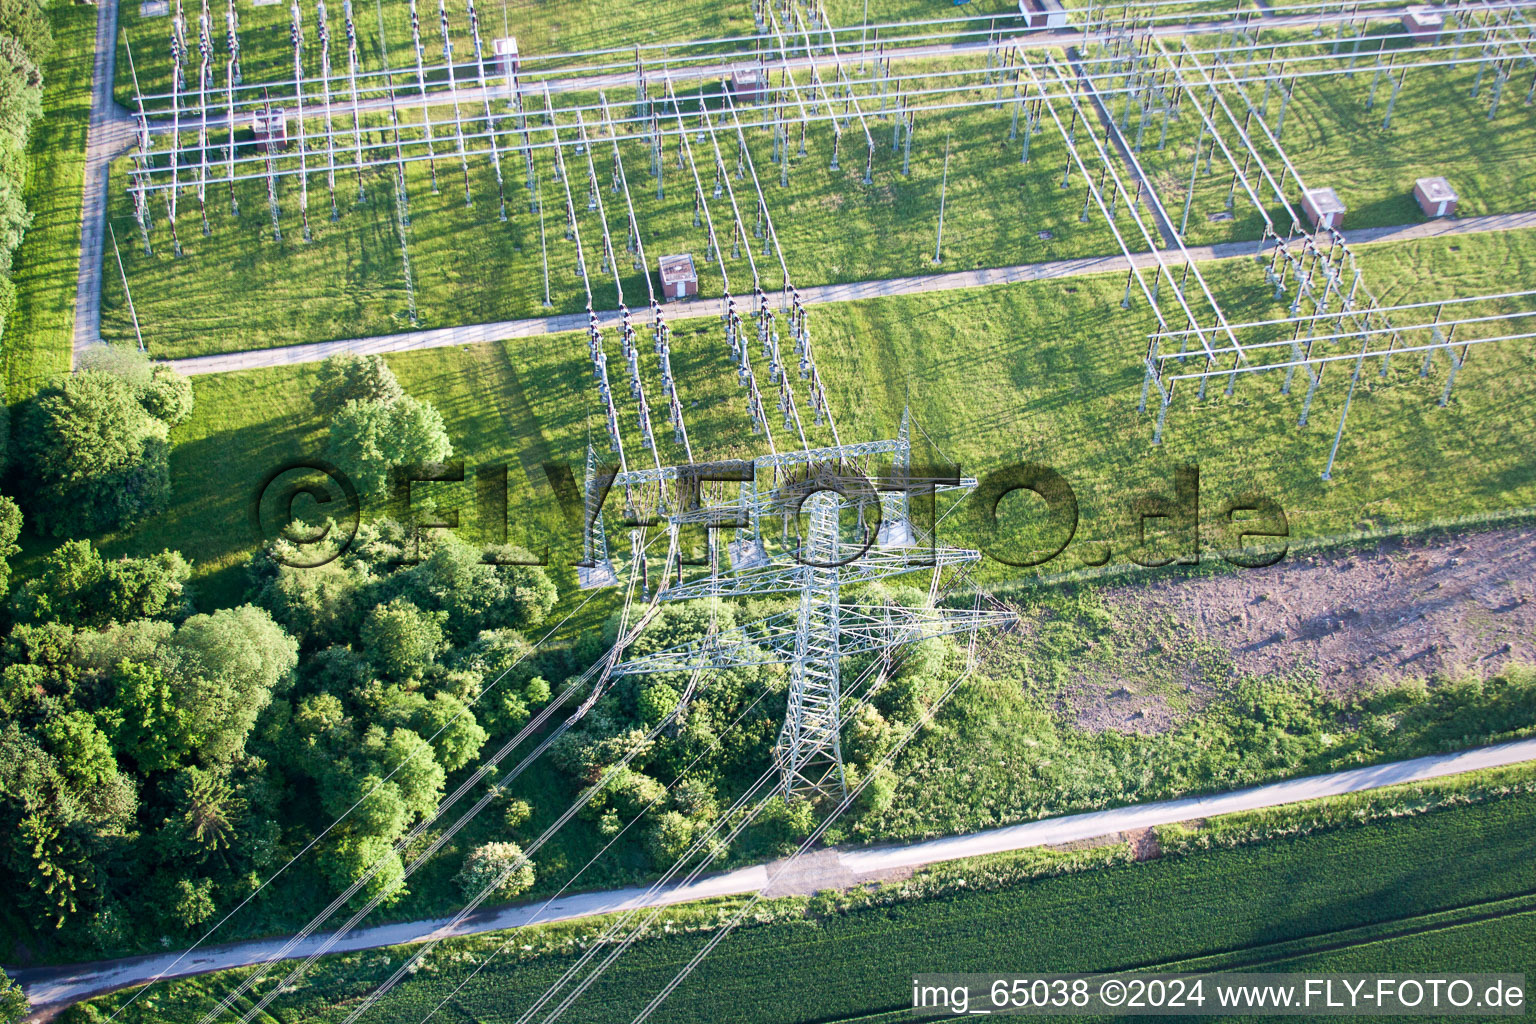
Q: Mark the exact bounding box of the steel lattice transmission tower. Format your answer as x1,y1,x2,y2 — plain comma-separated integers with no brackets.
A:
774,485,849,798
582,410,1010,801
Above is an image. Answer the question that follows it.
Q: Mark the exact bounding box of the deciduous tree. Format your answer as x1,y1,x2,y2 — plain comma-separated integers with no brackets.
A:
327,396,453,497
311,353,404,415
11,540,190,627
455,841,534,903
167,606,299,763
137,364,195,426
391,537,558,641
0,495,19,598
20,371,171,535
360,598,446,680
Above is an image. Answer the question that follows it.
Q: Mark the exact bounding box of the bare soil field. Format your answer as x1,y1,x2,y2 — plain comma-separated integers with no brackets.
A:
1129,527,1536,688
1050,527,1536,734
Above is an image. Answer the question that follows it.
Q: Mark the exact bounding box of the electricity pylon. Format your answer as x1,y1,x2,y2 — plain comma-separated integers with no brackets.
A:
583,410,1009,801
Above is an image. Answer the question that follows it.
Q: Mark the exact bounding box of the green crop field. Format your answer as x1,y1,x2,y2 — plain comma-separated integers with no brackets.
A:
99,26,1536,359
840,911,1536,1023
74,782,1536,1024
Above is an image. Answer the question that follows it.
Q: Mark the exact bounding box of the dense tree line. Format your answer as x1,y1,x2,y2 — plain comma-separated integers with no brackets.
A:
0,347,912,967
0,501,569,952
0,353,562,967
0,340,204,963
13,348,193,535
0,0,49,336
245,517,558,907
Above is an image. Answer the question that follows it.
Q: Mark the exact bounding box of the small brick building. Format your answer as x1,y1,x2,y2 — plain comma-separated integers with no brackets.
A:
726,68,765,105
658,253,698,299
1301,187,1346,231
1413,176,1458,218
1402,5,1444,40
1019,0,1068,30
493,37,520,78
252,108,290,150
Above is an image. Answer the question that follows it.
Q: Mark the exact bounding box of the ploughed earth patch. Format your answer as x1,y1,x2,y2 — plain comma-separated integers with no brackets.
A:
1049,527,1536,734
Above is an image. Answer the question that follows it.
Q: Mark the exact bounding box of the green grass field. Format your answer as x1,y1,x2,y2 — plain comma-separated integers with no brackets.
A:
73,780,1536,1024
92,225,1536,609
1058,0,1262,17
110,0,1290,118
111,0,1033,112
1057,23,1536,250
99,34,1536,358
1164,23,1536,236
2,3,94,401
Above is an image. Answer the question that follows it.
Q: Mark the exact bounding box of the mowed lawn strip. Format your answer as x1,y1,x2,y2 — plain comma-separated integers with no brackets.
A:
3,2,94,400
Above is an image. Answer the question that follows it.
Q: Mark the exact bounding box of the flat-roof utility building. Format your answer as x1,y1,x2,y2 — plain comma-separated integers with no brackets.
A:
1402,6,1444,40
1019,0,1068,29
252,108,290,150
658,253,699,299
726,68,766,104
1414,176,1458,218
493,37,520,77
1302,186,1346,231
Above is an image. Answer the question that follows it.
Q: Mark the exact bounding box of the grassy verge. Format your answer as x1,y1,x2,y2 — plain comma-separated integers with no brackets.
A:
2,1,94,400
71,774,1536,1024
1155,759,1536,855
